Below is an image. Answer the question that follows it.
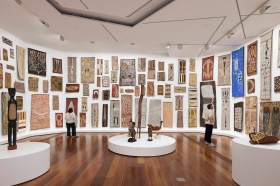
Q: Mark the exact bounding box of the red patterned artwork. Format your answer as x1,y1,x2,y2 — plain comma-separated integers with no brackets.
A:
80,113,86,127
31,94,50,130
121,95,132,128
247,41,257,76
55,113,63,128
202,56,214,81
66,98,78,115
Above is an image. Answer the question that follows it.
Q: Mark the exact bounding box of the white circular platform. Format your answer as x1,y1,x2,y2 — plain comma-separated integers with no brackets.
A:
232,138,280,186
0,142,50,185
108,134,176,156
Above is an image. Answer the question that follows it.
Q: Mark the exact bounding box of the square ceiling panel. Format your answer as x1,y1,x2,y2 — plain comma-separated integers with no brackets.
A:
47,0,174,26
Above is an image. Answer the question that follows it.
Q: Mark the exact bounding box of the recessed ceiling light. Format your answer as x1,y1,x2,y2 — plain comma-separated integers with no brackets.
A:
259,5,271,14
130,43,135,45
14,0,22,5
165,44,171,49
90,41,95,44
60,35,64,41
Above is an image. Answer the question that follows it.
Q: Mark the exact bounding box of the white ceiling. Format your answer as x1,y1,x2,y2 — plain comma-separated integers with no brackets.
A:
0,0,280,57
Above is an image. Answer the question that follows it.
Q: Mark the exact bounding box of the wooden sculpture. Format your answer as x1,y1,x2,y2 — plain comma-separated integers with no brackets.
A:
147,121,163,139
148,124,153,141
137,85,144,138
249,132,279,144
8,88,17,150
128,122,136,143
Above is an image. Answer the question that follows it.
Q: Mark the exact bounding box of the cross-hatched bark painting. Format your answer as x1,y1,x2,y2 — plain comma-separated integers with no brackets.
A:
135,98,147,128
102,76,110,87
18,111,26,131
119,59,136,86
278,31,280,68
14,81,25,93
121,95,132,128
168,64,174,81
66,98,78,115
189,73,197,87
28,77,39,92
81,97,87,112
189,58,196,72
259,102,280,137
177,111,183,128
51,76,63,91
112,84,119,98
102,104,108,127
92,89,99,99
188,88,197,107
110,100,120,128
232,47,244,97
174,86,186,93
135,86,140,97
53,58,62,74
55,113,63,128
178,59,186,84
218,54,230,86
158,61,164,71
97,59,103,75
1,92,9,135
16,96,23,110
200,81,217,128
148,60,155,79
81,57,95,83
165,84,171,98
111,71,118,83
91,103,98,128
221,88,230,130
102,90,110,100
157,85,164,95
0,63,2,88
80,113,86,127
65,84,80,93
5,72,11,88
247,79,255,94
138,58,146,72
202,56,214,81
16,45,25,80
43,80,48,93
138,74,146,85
31,94,50,130
234,102,243,132
147,81,154,97
148,99,161,127
28,48,46,76
247,41,257,76
245,96,257,134
112,56,118,70
163,102,173,128
68,57,76,83
274,76,280,92
53,95,59,110
157,72,165,81
97,77,101,87
104,60,109,74
175,96,183,110
83,84,89,96
188,108,197,128
3,48,8,61
260,31,272,100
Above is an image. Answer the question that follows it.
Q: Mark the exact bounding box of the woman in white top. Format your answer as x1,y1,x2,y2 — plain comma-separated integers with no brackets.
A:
65,108,78,138
204,104,215,147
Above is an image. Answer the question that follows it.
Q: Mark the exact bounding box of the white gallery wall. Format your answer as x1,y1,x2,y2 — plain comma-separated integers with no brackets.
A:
1,21,280,143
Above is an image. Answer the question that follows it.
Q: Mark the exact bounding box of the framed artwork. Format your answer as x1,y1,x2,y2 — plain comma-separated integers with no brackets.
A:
234,102,243,132
43,80,48,93
111,56,118,70
66,98,78,115
3,48,8,61
148,60,155,79
2,36,13,46
10,49,14,59
274,76,280,92
112,84,119,98
202,56,214,81
189,58,196,72
92,89,99,99
28,77,39,92
218,54,231,86
14,81,25,93
135,98,147,128
165,84,171,98
31,94,50,130
125,89,134,93
2,92,9,135
178,59,186,84
68,57,77,83
177,111,184,128
28,48,46,76
158,61,164,71
5,72,11,88
157,85,164,95
97,77,101,87
102,90,110,100
0,63,2,88
51,76,63,91
138,58,146,72
55,113,63,128
16,46,25,80
121,95,133,128
147,81,154,97
16,96,23,110
163,102,173,128
91,103,98,128
247,79,255,94
6,65,15,70
83,84,89,96
53,58,63,74
175,96,183,110
232,47,244,97
247,41,257,76
245,96,257,134
157,72,165,81
221,88,230,130
260,31,272,100
97,59,103,75
278,31,280,68
189,73,197,87
104,60,109,74
168,64,174,81
111,71,118,83
135,86,140,97
65,84,80,93
81,57,95,83
110,100,120,128
188,88,197,107
80,113,86,127
18,111,26,131
188,108,197,128
174,86,186,93
138,74,146,85
53,95,59,110
148,99,162,127
200,81,217,128
119,59,136,86
102,104,108,127
81,97,87,112
102,76,110,87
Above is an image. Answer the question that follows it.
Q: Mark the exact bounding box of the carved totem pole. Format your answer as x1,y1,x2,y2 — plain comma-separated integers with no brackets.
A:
137,85,145,138
8,88,17,150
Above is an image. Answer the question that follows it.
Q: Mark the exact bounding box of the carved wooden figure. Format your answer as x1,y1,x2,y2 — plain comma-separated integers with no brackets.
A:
8,88,17,150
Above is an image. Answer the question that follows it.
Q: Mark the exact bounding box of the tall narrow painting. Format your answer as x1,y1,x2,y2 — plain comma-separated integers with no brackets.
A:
189,58,196,72
112,56,118,70
81,57,95,83
119,59,136,86
178,59,186,84
200,81,217,128
121,95,132,128
28,48,46,76
68,57,77,83
80,113,86,127
0,63,2,88
188,108,197,128
2,92,9,135
232,47,244,97
202,56,214,81
234,102,243,132
245,96,257,134
148,60,155,79
163,102,173,128
138,58,146,72
66,98,78,115
247,41,257,76
168,64,174,81
16,46,25,80
110,100,120,128
97,59,103,75
135,98,147,128
91,103,99,128
218,54,230,86
102,104,108,127
177,111,184,128
221,88,230,130
55,113,63,128
53,58,63,74
148,100,162,127
31,94,50,130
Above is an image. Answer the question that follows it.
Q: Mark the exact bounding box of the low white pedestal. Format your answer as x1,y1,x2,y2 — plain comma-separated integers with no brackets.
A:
108,134,176,156
232,138,280,186
0,142,50,185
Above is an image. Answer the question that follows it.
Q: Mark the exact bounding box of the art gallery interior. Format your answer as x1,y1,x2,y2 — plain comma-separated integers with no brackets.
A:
0,0,280,185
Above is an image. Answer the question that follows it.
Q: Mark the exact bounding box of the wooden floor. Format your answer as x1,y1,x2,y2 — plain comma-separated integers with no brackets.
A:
18,133,237,186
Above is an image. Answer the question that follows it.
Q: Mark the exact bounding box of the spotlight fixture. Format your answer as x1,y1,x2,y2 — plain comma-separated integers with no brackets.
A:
177,44,183,50
259,5,271,15
60,35,64,41
90,41,95,44
40,20,49,28
130,43,135,45
165,43,171,49
204,44,209,51
227,31,235,39
14,0,22,5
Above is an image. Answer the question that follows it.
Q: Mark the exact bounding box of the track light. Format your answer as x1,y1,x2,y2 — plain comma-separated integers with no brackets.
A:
60,35,64,41
227,31,235,39
165,43,171,49
14,0,22,5
40,20,49,28
259,5,271,15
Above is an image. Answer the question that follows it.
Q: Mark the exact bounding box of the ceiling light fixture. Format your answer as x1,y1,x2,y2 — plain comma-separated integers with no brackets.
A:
90,41,95,44
227,31,235,39
204,44,209,51
130,43,135,46
60,35,64,41
40,20,49,28
14,0,22,5
165,43,171,49
177,44,183,50
259,5,271,15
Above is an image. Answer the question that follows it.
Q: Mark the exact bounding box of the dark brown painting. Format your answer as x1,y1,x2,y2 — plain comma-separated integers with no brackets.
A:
202,56,214,81
80,113,86,127
247,41,257,76
92,89,99,99
51,76,63,91
112,84,119,98
102,90,110,100
28,48,46,76
53,58,63,74
247,79,255,94
66,84,80,93
178,59,186,84
234,102,243,132
274,76,280,92
102,104,108,127
66,98,78,115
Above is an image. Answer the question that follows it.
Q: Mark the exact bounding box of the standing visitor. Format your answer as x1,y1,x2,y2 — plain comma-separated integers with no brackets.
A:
204,104,215,147
65,108,78,138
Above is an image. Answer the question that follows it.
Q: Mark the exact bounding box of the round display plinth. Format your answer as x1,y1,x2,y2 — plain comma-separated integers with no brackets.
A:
108,134,176,156
0,142,50,185
232,138,280,186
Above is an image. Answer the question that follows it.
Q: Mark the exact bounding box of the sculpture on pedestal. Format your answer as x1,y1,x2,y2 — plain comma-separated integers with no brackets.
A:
128,119,136,142
8,88,17,150
147,124,153,141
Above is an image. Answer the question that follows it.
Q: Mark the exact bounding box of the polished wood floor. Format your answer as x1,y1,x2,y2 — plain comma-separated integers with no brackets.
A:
18,133,237,186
